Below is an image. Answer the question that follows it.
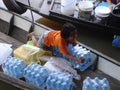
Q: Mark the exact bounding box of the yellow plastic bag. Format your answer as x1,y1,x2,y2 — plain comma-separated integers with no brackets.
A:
13,44,52,65
13,44,41,65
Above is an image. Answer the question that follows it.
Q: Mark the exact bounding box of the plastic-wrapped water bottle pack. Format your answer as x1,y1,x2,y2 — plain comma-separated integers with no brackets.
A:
2,56,26,78
82,76,110,90
67,44,92,71
23,62,49,88
46,71,73,90
52,44,92,71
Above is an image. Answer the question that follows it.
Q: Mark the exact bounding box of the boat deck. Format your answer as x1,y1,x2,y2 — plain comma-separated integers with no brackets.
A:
0,32,120,90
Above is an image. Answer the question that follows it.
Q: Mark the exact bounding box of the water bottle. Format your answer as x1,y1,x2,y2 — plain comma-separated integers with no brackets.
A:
58,76,64,82
40,67,48,78
56,80,62,90
94,77,102,90
17,63,22,75
66,79,72,90
62,82,69,90
26,70,32,83
93,83,100,90
102,84,109,90
82,77,93,90
51,78,57,90
9,64,14,76
102,78,110,90
34,66,40,73
30,63,38,71
40,73,46,88
66,74,72,80
94,77,99,83
93,77,101,90
31,71,36,84
84,82,92,90
4,62,10,74
102,78,109,85
13,65,18,77
46,76,52,90
18,59,26,68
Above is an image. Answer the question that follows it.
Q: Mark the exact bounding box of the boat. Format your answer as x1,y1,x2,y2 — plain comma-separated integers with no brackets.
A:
2,0,120,34
0,7,120,90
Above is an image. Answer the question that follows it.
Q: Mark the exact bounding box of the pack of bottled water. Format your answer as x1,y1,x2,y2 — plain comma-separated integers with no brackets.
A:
2,56,26,78
82,76,110,90
23,62,49,88
67,44,92,71
46,71,73,90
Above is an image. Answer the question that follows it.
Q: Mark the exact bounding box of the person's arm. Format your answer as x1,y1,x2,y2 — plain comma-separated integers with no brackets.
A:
27,32,39,47
31,35,38,46
106,0,114,10
65,54,84,63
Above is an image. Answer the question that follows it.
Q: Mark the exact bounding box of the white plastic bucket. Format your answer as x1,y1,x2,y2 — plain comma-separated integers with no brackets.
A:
95,6,110,21
61,0,76,15
78,1,93,11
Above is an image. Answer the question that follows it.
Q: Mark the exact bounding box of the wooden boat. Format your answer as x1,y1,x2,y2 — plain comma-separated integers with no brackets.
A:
0,7,120,90
2,0,120,34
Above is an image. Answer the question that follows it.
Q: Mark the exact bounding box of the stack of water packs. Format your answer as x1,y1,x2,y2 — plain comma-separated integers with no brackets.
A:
23,62,49,88
46,71,73,90
2,56,26,78
67,44,92,71
82,76,110,90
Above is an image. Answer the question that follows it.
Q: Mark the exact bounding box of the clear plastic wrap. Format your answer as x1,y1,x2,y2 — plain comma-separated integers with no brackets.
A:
41,56,81,80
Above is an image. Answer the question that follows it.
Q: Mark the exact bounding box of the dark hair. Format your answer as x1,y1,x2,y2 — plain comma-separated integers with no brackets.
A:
61,23,76,39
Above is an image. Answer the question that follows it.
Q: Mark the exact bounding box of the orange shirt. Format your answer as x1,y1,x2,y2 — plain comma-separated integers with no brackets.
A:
44,30,76,55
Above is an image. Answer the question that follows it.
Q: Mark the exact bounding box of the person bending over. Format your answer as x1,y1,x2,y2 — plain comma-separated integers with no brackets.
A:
28,23,84,63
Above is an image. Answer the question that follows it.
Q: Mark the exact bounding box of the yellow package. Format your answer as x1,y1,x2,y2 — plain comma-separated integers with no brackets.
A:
13,44,52,65
13,44,40,65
